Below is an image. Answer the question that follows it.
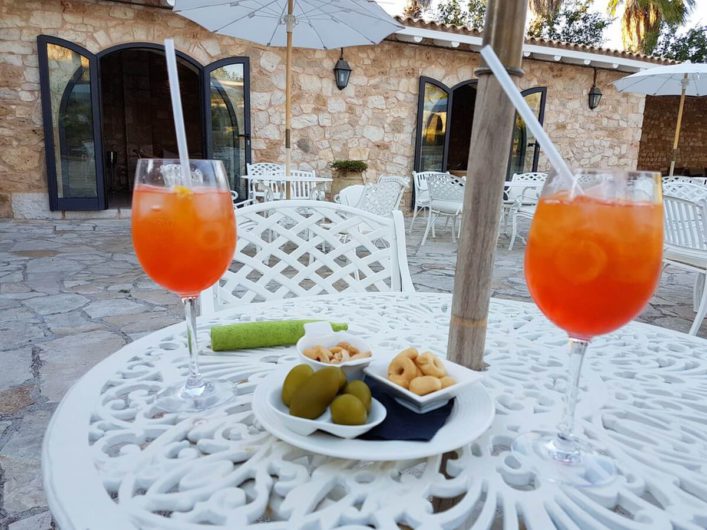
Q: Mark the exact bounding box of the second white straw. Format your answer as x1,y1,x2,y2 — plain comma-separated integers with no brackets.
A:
164,38,191,184
480,45,573,182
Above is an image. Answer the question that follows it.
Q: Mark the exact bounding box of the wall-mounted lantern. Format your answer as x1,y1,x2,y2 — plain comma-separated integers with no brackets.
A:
588,68,602,110
333,48,351,90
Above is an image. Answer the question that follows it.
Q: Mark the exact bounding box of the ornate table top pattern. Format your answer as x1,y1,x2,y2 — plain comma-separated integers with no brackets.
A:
43,292,707,530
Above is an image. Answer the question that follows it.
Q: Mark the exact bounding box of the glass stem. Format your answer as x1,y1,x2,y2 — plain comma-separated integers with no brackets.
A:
182,296,204,391
557,337,589,443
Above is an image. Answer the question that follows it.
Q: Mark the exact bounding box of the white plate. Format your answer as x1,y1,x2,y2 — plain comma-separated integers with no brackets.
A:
265,379,386,439
364,352,485,413
252,367,496,461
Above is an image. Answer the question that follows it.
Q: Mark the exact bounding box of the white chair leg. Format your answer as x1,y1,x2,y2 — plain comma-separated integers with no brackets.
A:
509,213,518,251
409,205,419,234
457,214,462,239
431,213,437,239
419,211,435,250
451,215,457,243
689,276,707,335
694,273,705,312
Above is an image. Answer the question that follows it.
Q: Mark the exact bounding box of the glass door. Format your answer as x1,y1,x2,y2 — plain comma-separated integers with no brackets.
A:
508,87,547,178
38,36,105,211
414,77,450,172
204,58,251,198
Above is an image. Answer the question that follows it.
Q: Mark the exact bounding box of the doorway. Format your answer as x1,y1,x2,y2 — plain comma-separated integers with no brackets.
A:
37,35,251,212
100,47,204,208
414,76,546,178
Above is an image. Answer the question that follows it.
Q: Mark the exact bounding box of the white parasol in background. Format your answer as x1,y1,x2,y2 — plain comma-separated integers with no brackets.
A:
614,62,707,176
173,0,403,174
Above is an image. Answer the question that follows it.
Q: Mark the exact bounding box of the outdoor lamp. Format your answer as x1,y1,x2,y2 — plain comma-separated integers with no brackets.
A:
334,48,351,90
588,68,602,110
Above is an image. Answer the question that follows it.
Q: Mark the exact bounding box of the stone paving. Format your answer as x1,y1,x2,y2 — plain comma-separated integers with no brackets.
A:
0,217,705,528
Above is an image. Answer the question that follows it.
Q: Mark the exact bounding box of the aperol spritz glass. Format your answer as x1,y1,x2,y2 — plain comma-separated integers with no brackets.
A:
513,168,663,486
132,159,236,412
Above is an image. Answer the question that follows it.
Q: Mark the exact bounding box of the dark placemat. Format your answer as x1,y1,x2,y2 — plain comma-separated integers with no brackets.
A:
359,376,454,442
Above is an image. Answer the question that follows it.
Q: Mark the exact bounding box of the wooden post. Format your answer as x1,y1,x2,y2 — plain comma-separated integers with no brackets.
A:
668,73,688,177
448,0,528,370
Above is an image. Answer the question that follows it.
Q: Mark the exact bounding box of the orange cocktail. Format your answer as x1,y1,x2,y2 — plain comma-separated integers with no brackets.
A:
132,185,236,298
525,193,663,339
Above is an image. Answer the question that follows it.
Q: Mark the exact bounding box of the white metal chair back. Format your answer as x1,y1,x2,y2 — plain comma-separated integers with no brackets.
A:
426,173,465,203
377,176,410,209
664,195,707,252
337,185,365,207
289,170,319,200
663,176,707,187
663,181,707,203
356,180,408,217
246,162,285,201
412,171,447,206
506,172,547,204
200,200,415,312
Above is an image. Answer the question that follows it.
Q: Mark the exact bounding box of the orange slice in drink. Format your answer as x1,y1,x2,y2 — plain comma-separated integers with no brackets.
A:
554,239,608,284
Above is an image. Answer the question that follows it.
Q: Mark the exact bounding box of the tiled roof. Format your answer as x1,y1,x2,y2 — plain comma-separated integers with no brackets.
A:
395,16,675,65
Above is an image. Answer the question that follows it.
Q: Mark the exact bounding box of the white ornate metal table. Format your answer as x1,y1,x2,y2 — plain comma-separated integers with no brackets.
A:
43,292,707,530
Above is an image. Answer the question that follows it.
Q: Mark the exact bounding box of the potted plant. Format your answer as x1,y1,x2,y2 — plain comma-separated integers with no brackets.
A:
330,160,369,198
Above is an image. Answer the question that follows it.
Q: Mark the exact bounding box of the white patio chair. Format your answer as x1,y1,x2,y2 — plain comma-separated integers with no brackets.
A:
246,162,285,201
662,182,707,317
336,185,364,207
662,194,707,335
504,172,547,250
662,181,707,202
410,171,447,235
663,176,707,187
199,200,415,312
289,169,322,200
377,175,410,209
355,179,408,217
418,173,465,249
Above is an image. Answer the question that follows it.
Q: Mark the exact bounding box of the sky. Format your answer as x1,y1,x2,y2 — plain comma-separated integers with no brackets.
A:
378,0,707,51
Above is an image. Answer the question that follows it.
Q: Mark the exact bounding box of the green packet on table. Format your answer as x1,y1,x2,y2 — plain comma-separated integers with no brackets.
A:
211,320,348,351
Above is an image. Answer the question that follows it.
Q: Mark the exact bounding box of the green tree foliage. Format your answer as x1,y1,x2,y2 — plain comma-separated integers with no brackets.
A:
607,0,695,54
528,0,611,46
653,24,707,62
434,0,610,47
434,0,487,31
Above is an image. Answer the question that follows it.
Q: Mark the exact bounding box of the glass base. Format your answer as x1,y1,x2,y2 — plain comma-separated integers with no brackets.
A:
154,379,234,413
512,431,617,487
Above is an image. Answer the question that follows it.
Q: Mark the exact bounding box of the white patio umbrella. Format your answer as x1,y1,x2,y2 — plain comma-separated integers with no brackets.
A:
173,0,402,175
614,62,707,176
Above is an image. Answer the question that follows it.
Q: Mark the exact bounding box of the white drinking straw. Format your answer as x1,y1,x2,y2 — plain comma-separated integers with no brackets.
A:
164,38,191,184
480,45,574,182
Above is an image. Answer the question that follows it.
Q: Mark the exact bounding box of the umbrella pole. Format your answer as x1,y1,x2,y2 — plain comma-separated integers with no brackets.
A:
285,0,293,197
668,73,688,177
447,0,528,371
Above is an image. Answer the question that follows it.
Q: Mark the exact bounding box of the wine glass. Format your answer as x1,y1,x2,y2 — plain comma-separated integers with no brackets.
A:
131,159,236,412
513,168,663,486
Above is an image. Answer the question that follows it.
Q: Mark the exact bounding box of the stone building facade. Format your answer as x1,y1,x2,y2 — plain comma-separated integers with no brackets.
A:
638,95,707,174
0,0,673,218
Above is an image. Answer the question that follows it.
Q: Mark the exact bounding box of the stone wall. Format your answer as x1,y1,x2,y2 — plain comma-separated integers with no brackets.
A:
0,0,647,218
637,95,707,174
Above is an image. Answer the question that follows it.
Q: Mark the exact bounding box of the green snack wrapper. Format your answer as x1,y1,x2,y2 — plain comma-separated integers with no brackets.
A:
210,320,349,351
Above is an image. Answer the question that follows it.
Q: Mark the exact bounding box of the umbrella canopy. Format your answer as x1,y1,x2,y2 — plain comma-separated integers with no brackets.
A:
173,0,402,177
614,62,707,175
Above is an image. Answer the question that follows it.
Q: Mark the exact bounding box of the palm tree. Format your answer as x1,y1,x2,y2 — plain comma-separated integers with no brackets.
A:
608,0,695,54
528,0,563,34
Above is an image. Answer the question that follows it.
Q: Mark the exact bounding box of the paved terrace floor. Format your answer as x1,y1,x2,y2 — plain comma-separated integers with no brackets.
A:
0,217,704,528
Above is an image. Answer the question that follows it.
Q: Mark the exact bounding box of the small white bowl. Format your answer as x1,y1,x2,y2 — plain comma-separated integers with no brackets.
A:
296,322,373,379
267,386,387,439
364,351,484,414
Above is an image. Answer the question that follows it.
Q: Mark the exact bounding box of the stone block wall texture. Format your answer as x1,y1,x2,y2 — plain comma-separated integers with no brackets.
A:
637,95,707,174
0,0,647,217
